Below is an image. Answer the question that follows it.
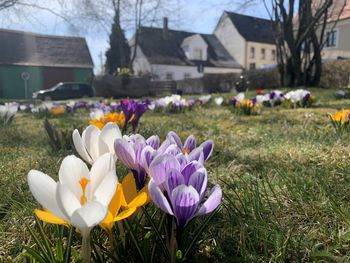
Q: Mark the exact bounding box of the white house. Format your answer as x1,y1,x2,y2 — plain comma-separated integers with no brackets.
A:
214,11,277,70
130,18,242,81
321,1,350,60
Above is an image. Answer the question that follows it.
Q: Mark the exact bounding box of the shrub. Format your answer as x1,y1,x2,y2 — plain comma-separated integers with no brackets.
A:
320,60,350,89
245,68,280,89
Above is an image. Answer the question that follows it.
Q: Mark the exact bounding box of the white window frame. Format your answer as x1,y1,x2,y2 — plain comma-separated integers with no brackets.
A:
166,72,173,80
250,47,255,59
325,29,339,49
272,49,276,61
261,48,266,60
193,48,203,60
184,73,191,79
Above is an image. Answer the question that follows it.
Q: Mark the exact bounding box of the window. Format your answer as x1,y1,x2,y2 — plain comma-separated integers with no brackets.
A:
272,50,276,61
193,48,203,60
326,30,337,47
249,63,256,70
166,73,173,80
261,48,266,60
250,47,255,59
184,73,191,79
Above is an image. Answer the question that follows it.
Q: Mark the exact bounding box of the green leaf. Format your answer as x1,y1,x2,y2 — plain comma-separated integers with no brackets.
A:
23,246,48,263
183,206,222,260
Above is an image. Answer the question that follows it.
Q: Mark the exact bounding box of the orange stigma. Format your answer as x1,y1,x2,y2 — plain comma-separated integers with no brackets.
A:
183,148,191,154
79,177,90,205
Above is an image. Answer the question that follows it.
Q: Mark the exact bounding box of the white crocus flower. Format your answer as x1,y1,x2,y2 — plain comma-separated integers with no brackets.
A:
214,97,224,106
235,92,245,102
285,89,310,104
28,153,117,262
0,103,18,124
89,109,104,120
72,122,122,164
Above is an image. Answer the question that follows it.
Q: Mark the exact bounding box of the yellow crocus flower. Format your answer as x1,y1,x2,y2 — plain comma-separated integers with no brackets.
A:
90,112,126,129
100,173,150,231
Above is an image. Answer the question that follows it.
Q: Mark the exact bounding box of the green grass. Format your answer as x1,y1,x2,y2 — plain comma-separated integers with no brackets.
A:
2,88,350,262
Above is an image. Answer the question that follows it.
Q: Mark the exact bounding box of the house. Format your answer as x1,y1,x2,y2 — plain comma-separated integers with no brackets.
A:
214,11,277,70
321,0,350,60
0,29,94,99
130,18,242,81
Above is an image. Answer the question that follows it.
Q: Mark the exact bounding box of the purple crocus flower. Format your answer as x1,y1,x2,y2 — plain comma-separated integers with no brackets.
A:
337,90,346,97
114,134,160,189
130,103,148,131
230,98,237,107
121,99,148,131
148,153,222,227
167,131,214,161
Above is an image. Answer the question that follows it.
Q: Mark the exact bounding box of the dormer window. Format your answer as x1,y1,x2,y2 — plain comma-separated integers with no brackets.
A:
181,34,208,61
193,48,203,60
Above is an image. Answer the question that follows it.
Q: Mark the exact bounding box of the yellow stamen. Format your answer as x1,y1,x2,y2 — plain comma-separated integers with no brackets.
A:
79,177,90,205
183,148,191,154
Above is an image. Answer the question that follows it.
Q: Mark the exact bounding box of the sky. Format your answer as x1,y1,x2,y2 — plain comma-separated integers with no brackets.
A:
0,0,269,73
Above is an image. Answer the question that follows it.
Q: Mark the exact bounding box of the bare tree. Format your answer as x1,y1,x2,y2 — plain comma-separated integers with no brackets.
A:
263,0,348,86
0,0,18,11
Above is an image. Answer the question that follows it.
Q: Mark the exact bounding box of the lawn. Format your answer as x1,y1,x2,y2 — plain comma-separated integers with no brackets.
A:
2,88,350,262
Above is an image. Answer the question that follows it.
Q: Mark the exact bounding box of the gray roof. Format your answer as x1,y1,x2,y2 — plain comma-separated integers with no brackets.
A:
0,28,94,68
225,12,275,44
136,26,242,68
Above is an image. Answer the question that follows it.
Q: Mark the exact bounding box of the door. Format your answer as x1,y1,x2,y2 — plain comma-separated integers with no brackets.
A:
42,67,74,90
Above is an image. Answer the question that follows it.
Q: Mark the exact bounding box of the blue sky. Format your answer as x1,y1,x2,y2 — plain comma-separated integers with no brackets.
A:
0,1,268,72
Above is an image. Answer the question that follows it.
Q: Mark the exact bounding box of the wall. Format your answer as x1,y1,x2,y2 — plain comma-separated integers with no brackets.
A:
0,65,43,99
246,41,277,69
181,34,208,60
322,18,350,59
150,64,203,80
132,45,152,76
214,13,246,67
74,68,93,83
204,67,241,74
0,65,93,99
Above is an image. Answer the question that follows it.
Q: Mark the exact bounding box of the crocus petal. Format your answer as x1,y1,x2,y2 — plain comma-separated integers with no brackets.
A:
128,192,148,208
171,185,200,227
82,125,101,162
90,153,116,195
56,182,81,219
166,168,185,194
158,138,175,154
188,169,207,200
115,207,138,221
200,140,214,161
188,147,205,164
148,179,173,215
195,185,222,217
35,209,69,226
100,211,114,231
100,122,122,153
184,135,196,152
146,135,160,149
121,173,138,204
58,155,90,200
176,154,188,169
163,144,180,156
109,184,123,216
72,129,92,164
93,171,118,207
70,201,108,229
140,145,156,172
181,161,202,184
167,131,182,148
149,154,180,189
114,139,136,169
28,170,67,221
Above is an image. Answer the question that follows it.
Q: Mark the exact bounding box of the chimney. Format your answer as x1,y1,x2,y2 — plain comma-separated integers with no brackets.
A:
163,17,168,39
